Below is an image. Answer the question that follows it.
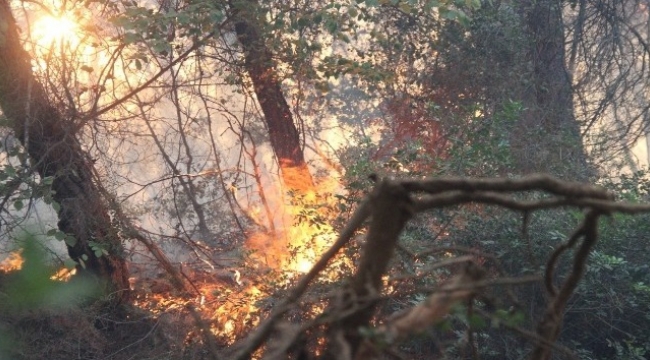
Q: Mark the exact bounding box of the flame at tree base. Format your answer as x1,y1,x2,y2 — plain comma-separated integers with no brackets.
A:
130,163,350,348
245,163,347,281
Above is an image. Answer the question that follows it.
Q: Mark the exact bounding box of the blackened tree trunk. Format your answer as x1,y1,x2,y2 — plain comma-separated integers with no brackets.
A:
514,0,590,180
0,0,129,303
233,1,315,193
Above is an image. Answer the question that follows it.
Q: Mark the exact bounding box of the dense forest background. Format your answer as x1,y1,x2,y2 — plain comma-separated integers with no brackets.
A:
1,0,650,359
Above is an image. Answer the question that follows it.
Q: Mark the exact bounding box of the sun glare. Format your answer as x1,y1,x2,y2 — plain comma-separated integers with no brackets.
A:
32,14,79,47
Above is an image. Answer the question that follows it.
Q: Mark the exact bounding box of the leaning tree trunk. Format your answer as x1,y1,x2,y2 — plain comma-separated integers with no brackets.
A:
0,0,129,303
233,1,315,193
514,0,590,180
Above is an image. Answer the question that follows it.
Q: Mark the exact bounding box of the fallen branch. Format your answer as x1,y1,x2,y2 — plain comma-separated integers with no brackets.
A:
381,261,486,342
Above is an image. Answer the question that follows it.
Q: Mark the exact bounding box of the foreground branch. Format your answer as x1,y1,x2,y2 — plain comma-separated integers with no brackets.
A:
232,174,650,359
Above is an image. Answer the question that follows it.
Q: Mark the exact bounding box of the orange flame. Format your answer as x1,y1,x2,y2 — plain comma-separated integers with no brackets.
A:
0,250,74,281
0,251,24,272
129,164,349,347
245,164,346,281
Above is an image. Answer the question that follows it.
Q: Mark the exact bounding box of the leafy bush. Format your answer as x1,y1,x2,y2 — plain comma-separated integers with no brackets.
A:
435,176,650,359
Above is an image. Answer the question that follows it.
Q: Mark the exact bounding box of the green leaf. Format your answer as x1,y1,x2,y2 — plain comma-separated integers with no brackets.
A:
325,19,339,34
442,9,457,20
123,32,139,44
54,231,65,241
506,311,525,327
153,41,169,54
436,318,453,331
63,258,77,269
398,3,412,13
468,313,487,329
64,235,77,247
176,13,190,25
297,16,309,30
315,81,330,93
13,200,23,211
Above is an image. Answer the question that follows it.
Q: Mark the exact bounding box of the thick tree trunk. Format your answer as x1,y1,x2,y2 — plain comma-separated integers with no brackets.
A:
514,0,590,180
233,2,315,193
0,0,129,303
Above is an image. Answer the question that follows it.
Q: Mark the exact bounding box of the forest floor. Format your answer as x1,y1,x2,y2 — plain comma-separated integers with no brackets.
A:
1,255,265,360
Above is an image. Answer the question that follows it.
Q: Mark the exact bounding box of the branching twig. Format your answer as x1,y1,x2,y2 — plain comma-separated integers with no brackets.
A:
231,197,373,360
401,174,612,200
531,210,603,360
379,262,486,342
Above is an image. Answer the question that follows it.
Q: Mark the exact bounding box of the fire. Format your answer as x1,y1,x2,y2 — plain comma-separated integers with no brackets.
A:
0,250,75,281
50,266,76,281
245,168,347,281
128,165,349,347
129,267,265,345
285,220,338,275
0,251,24,272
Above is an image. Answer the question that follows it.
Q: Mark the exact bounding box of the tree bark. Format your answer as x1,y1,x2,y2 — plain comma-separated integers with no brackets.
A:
0,0,129,303
233,1,315,193
514,0,590,180
325,179,412,358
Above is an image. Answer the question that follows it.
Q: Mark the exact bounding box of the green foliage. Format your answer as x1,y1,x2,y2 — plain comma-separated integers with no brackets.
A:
0,138,64,230
46,228,77,247
110,0,225,47
430,171,650,358
2,236,99,311
441,100,521,176
606,339,649,360
0,235,100,358
598,169,650,202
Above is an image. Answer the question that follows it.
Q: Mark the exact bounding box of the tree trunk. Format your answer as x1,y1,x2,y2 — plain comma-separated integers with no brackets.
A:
233,2,315,193
0,0,129,303
514,0,590,180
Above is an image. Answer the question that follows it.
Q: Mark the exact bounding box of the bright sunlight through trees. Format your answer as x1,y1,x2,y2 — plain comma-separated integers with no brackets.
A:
32,14,78,46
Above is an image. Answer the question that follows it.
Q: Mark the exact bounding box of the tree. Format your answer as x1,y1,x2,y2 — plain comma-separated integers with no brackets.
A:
3,0,650,358
0,0,129,303
514,0,589,179
232,0,315,193
565,0,650,170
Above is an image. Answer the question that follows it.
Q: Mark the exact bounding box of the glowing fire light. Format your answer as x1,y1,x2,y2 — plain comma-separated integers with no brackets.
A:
50,266,76,281
0,250,75,281
245,167,349,283
130,165,347,346
0,251,24,272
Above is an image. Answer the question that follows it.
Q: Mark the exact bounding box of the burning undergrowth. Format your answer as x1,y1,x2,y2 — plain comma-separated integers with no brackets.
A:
125,172,356,349
0,170,356,357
